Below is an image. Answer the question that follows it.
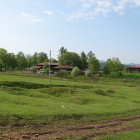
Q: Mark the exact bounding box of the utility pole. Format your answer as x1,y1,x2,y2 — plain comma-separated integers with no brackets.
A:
49,50,51,82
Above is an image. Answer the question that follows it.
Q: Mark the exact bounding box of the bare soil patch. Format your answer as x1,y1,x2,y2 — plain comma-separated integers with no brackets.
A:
0,116,140,140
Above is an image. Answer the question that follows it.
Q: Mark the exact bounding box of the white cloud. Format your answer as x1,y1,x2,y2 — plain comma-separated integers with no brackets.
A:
44,10,53,16
21,12,41,22
67,12,90,20
115,0,140,13
67,0,140,20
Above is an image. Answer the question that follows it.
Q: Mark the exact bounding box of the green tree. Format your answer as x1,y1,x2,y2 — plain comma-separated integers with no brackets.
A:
31,52,38,65
59,52,81,68
103,65,110,75
59,46,68,65
59,46,67,56
88,54,99,75
31,66,38,73
105,57,123,74
71,67,80,76
37,52,48,63
6,53,16,70
16,52,27,70
26,54,32,68
87,51,95,59
49,58,57,63
0,48,8,70
80,51,87,70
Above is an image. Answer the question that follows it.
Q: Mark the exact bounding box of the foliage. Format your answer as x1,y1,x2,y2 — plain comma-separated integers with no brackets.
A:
0,48,50,70
6,53,17,70
80,51,88,70
26,54,32,68
42,63,49,73
59,46,67,56
71,67,80,76
104,57,123,74
103,65,110,75
59,52,81,68
88,55,100,75
59,46,68,65
31,66,38,73
16,52,27,70
87,50,95,59
55,70,70,77
49,58,57,63
37,52,48,63
31,52,38,66
0,48,8,70
85,70,92,77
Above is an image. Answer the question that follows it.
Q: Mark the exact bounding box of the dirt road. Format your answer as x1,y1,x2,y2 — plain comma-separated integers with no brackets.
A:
0,116,140,140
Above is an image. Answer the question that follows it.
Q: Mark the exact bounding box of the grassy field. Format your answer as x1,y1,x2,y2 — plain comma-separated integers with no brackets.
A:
0,72,140,139
0,73,140,125
95,130,140,140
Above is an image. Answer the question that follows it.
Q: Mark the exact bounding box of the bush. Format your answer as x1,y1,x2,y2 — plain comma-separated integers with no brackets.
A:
103,66,110,75
31,66,38,73
85,70,92,77
55,70,69,77
71,67,80,76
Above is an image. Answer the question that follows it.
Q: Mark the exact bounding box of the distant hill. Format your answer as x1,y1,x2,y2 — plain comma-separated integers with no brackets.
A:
126,63,140,67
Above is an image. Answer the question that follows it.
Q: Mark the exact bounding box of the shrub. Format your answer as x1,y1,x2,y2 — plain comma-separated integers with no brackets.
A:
55,70,69,77
103,65,110,75
85,70,92,77
31,66,38,73
71,67,80,76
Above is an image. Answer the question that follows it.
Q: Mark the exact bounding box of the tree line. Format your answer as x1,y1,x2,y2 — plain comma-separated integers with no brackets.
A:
0,48,49,70
58,47,124,75
0,47,124,75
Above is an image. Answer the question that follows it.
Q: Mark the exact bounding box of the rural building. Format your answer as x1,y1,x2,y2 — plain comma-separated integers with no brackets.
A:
36,62,73,73
53,65,73,72
37,62,58,69
126,66,140,73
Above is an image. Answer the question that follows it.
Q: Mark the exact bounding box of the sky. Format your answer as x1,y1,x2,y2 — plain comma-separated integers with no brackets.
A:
0,0,140,64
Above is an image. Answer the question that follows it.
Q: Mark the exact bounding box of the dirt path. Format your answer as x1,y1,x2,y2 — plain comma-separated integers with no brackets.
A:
0,116,140,140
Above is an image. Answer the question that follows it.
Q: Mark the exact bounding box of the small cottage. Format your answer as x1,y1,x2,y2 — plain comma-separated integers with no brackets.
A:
126,66,140,73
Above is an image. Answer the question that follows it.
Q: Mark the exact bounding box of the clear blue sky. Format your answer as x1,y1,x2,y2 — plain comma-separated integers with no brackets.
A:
0,0,140,64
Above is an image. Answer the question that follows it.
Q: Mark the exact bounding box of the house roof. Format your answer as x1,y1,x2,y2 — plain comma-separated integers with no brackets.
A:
53,65,73,69
37,66,42,68
37,62,59,66
128,66,140,69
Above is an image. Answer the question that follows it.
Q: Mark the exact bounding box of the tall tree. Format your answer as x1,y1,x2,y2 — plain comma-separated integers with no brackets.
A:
49,58,58,63
6,53,16,70
59,52,81,68
88,54,99,75
37,52,48,63
87,51,95,59
31,52,38,65
59,46,67,56
104,57,123,74
80,51,87,70
59,47,68,65
16,52,27,70
26,54,32,68
0,48,8,70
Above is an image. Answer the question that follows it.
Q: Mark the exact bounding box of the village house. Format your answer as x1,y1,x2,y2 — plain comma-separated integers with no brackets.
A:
126,66,140,73
37,62,58,70
53,65,73,72
36,62,73,73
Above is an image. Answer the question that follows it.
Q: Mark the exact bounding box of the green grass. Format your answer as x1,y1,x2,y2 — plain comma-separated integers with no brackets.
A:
94,130,140,140
0,73,140,126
